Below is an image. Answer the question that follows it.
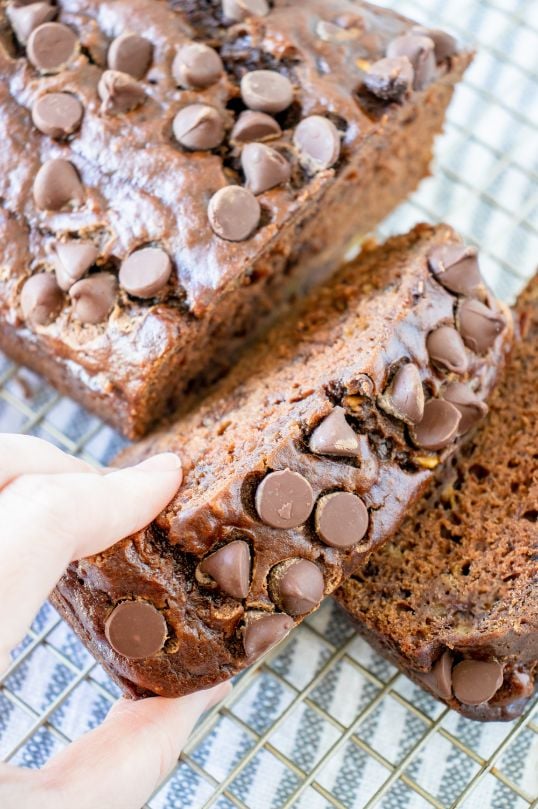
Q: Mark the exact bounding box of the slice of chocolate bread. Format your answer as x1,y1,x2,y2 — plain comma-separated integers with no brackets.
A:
0,0,472,438
51,224,512,698
335,276,538,721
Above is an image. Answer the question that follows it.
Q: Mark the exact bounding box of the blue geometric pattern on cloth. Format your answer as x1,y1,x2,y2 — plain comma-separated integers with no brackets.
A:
0,0,537,806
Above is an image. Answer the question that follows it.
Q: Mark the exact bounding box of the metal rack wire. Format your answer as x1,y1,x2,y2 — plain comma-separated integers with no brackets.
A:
0,0,537,807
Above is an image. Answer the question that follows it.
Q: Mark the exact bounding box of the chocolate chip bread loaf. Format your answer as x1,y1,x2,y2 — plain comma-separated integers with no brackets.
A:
50,224,512,698
0,0,471,437
335,275,538,722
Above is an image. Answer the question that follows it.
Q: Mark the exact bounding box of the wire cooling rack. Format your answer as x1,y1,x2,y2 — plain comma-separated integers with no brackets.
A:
1,0,537,807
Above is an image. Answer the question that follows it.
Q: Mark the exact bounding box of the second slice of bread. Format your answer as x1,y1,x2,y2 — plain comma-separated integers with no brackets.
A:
335,275,538,721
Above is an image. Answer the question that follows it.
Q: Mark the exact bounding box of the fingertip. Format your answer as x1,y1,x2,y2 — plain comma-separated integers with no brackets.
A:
133,453,183,488
135,453,182,474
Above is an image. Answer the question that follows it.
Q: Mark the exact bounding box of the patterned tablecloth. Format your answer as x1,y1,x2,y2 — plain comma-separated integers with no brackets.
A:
0,0,537,807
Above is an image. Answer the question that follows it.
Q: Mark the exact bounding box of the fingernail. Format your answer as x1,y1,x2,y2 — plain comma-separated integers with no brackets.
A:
137,453,182,474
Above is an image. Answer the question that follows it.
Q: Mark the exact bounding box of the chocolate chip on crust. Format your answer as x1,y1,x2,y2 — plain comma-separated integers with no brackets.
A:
378,364,424,424
69,272,117,324
364,56,414,101
294,115,341,171
230,111,281,144
7,2,56,45
427,244,484,298
119,247,172,299
172,42,224,89
315,492,369,548
255,468,314,529
412,399,462,451
105,601,167,659
269,558,324,616
442,382,488,435
21,273,63,326
27,22,78,73
427,326,468,375
98,70,146,114
458,299,506,354
32,92,83,138
33,158,84,211
242,611,294,660
208,186,261,241
197,540,251,600
241,70,294,114
53,241,98,290
241,142,291,195
386,33,436,90
107,32,153,79
452,659,504,705
309,407,361,457
173,104,225,151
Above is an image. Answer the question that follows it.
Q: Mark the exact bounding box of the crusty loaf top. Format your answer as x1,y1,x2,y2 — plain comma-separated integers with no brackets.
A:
0,0,467,322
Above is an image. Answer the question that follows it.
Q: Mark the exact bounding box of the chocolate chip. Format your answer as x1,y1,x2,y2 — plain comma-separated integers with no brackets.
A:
427,244,484,298
294,116,341,171
364,56,414,101
27,22,78,73
33,158,84,211
69,272,117,324
52,241,98,290
20,273,63,326
255,468,314,529
230,111,282,144
386,33,436,90
173,104,225,151
241,142,291,195
316,20,361,42
418,650,453,701
309,406,361,457
442,382,488,435
198,540,251,600
105,601,167,659
98,70,146,115
172,42,223,89
270,558,324,616
32,92,83,138
378,364,424,424
458,299,506,354
452,659,504,705
315,492,368,548
412,399,461,451
119,247,172,298
222,0,269,23
208,186,261,241
414,26,458,62
107,32,153,79
7,1,56,45
242,611,293,660
427,326,468,375
241,70,294,114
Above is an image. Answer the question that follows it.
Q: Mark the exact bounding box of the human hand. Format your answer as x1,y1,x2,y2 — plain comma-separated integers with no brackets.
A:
0,434,230,809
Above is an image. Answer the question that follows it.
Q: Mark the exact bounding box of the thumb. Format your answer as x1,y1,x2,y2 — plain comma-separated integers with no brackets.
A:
0,452,182,663
11,683,231,809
